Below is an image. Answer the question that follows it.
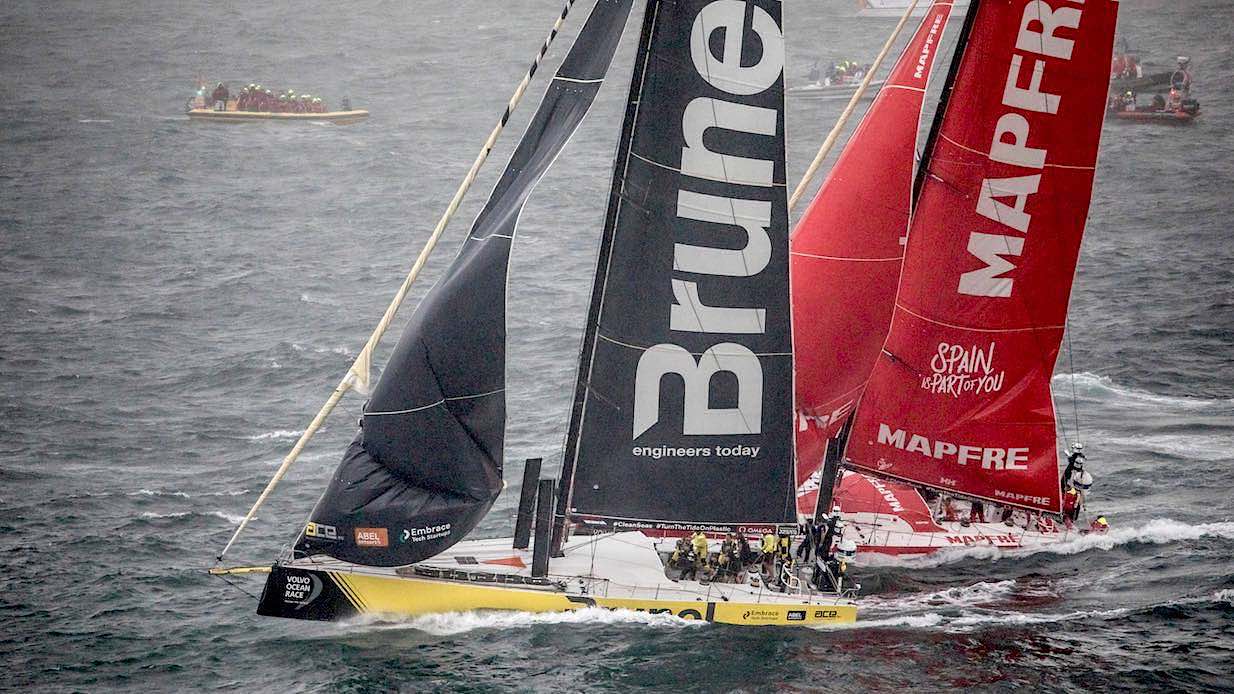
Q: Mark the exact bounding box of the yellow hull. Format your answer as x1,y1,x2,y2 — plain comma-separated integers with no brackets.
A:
258,565,857,627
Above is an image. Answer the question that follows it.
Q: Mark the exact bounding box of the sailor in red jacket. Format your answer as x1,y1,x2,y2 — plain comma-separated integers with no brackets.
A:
1062,485,1082,529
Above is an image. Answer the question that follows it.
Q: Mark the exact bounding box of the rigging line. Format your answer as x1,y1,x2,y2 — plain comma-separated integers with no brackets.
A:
1066,319,1081,437
216,0,582,563
210,570,261,602
788,0,922,211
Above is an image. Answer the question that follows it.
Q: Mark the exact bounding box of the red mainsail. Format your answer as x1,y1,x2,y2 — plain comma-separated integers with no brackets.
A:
844,0,1119,514
791,0,953,516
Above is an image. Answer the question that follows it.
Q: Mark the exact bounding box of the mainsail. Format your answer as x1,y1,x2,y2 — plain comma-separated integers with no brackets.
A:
844,0,1119,513
293,0,634,566
557,0,796,534
790,0,953,517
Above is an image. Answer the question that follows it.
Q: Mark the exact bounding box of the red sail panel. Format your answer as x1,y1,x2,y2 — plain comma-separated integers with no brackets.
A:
791,0,953,515
845,0,1119,514
834,471,945,534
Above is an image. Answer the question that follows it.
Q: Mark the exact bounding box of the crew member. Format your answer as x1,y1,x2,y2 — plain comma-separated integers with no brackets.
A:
819,506,843,558
969,500,986,525
1170,56,1192,95
760,532,777,577
211,82,229,109
1089,516,1109,534
1061,442,1086,491
796,518,817,563
1062,485,1082,529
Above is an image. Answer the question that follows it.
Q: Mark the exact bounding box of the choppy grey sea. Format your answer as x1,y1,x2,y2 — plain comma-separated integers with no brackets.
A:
2,0,1232,690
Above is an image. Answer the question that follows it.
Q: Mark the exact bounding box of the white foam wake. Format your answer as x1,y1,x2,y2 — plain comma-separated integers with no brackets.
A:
860,580,1021,614
139,510,249,524
869,518,1234,568
1056,372,1234,410
245,429,304,441
346,607,706,635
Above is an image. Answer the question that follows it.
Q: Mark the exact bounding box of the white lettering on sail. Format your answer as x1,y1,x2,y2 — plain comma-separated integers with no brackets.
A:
670,279,765,333
913,13,946,80
958,0,1086,299
1016,1,1081,60
876,424,1029,471
681,99,776,185
632,0,785,441
633,344,762,437
958,233,1024,297
975,175,1040,233
674,191,772,276
921,341,1006,397
990,114,1046,169
689,1,783,96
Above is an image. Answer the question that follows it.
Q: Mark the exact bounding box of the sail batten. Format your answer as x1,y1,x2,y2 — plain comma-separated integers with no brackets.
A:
293,0,635,567
844,0,1120,514
559,0,797,535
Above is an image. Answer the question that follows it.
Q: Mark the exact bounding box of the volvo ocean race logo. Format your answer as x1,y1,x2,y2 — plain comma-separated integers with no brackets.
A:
920,342,1004,398
283,573,322,609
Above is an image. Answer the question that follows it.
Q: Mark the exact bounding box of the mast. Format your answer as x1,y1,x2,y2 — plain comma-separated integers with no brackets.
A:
554,0,660,554
910,0,981,208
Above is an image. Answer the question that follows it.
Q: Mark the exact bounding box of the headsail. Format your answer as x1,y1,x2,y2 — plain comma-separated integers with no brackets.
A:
294,0,634,567
790,0,954,517
558,0,796,534
844,0,1119,514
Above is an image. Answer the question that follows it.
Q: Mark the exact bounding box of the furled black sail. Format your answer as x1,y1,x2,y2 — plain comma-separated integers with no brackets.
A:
294,0,634,567
558,0,796,535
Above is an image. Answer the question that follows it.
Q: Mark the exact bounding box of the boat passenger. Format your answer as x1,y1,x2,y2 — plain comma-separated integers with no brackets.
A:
736,532,753,565
312,97,325,113
1170,56,1192,95
819,506,843,558
211,82,229,109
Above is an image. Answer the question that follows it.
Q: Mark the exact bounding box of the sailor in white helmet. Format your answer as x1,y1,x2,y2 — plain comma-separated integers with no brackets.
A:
1061,442,1087,491
819,505,844,559
813,538,857,593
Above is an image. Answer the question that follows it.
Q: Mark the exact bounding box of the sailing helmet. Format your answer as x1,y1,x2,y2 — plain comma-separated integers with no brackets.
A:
1178,56,1190,66
836,538,858,562
1073,470,1094,491
1072,442,1084,451
1095,516,1108,527
831,505,842,517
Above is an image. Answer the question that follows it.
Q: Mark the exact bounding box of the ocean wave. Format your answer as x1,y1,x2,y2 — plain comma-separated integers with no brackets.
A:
866,519,1234,568
861,580,1021,613
1057,372,1234,410
245,429,303,441
1101,432,1234,461
131,489,249,499
299,293,340,306
290,342,355,359
344,607,705,635
138,510,248,524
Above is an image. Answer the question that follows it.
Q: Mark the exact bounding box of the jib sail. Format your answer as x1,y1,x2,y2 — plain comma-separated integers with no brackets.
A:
294,0,634,566
791,0,954,517
558,0,797,534
844,0,1119,514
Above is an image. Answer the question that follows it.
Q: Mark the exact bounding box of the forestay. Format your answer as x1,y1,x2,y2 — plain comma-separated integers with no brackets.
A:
790,0,953,517
294,0,634,566
845,0,1119,514
560,0,797,534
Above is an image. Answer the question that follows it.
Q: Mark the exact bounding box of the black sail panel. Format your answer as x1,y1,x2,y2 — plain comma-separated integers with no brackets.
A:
562,0,796,533
295,0,634,567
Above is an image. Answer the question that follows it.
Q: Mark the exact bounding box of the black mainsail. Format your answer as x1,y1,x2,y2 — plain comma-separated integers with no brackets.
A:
558,0,796,535
294,0,634,567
